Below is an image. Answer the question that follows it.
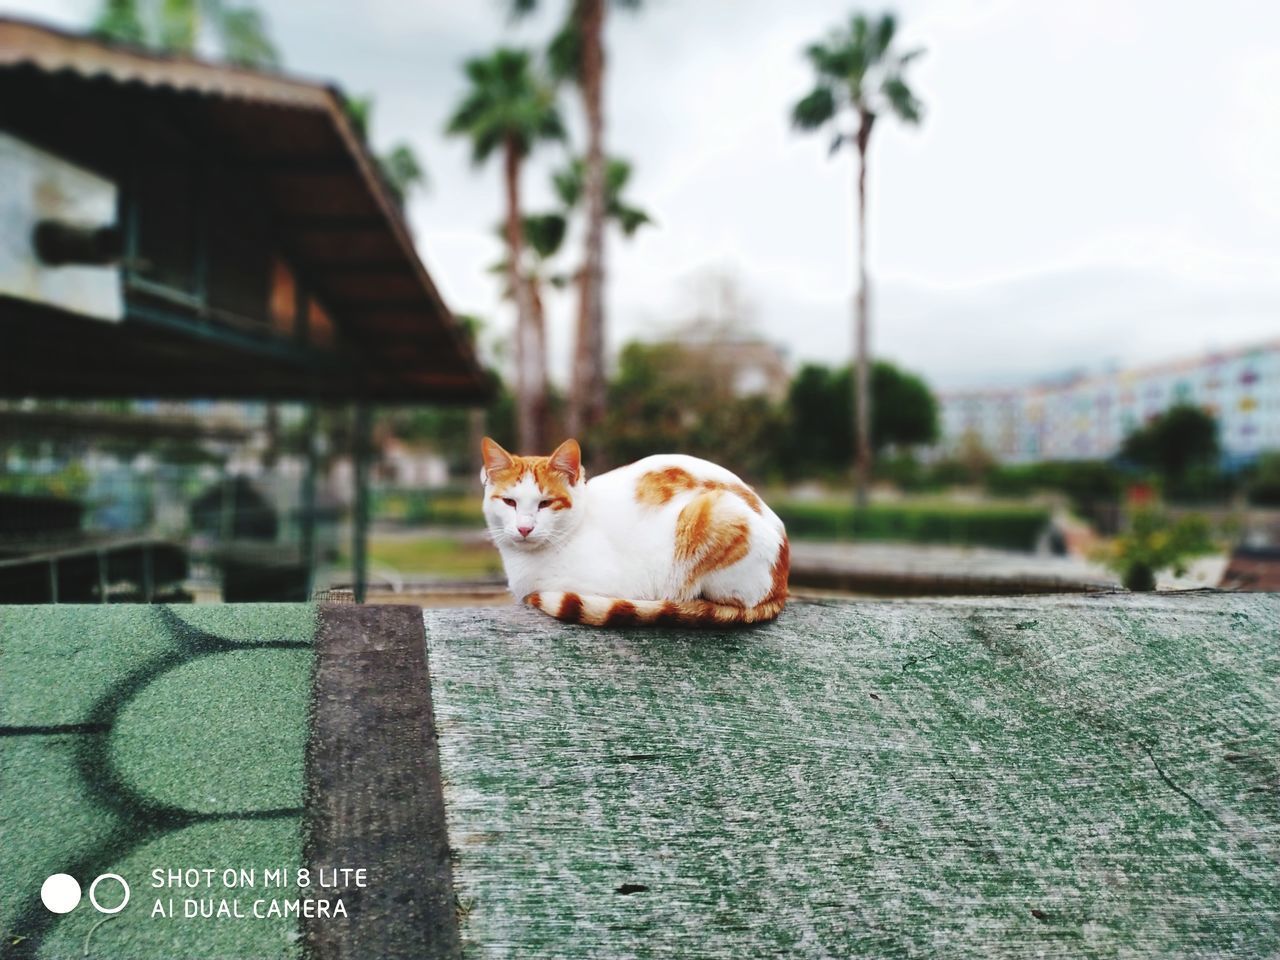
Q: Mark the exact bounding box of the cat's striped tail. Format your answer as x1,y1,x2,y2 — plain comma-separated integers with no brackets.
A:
526,536,789,628
524,591,787,627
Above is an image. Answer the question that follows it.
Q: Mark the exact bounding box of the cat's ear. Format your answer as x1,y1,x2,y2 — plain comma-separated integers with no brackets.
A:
548,439,581,484
481,437,514,482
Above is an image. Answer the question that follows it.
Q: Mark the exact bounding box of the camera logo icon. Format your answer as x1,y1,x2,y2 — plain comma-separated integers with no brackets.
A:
41,873,130,914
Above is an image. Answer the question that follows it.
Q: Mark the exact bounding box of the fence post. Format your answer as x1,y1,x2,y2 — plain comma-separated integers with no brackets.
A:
352,404,372,604
301,403,319,600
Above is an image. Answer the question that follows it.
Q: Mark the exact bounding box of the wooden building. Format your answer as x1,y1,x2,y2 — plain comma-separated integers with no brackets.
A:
0,18,490,600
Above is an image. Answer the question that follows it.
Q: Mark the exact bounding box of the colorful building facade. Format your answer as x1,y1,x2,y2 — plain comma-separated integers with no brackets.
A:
939,339,1280,465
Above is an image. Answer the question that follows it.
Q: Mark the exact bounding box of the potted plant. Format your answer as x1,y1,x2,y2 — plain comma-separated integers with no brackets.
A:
1098,508,1216,591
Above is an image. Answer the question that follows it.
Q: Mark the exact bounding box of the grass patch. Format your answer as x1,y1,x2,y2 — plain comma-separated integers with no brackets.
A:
342,535,502,578
372,489,480,528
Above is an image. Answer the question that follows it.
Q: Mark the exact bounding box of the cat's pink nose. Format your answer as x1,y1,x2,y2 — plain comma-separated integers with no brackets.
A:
517,523,535,538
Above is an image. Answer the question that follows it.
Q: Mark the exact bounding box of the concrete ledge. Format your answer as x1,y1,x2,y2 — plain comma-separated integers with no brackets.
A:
786,541,1230,596
426,593,1280,958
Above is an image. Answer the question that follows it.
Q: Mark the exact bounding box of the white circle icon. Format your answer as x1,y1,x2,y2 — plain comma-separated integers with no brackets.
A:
40,874,81,913
89,874,130,914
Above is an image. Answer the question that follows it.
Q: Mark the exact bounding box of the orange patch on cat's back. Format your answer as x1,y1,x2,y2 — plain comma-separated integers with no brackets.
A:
635,466,763,514
674,489,752,587
765,536,790,604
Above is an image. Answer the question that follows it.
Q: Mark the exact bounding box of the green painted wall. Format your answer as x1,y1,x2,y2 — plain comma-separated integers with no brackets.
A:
428,594,1280,958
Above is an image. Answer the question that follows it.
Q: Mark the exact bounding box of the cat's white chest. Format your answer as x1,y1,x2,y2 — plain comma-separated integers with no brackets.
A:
498,519,643,599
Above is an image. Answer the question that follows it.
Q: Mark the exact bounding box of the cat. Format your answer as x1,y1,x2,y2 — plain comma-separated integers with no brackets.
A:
480,437,789,627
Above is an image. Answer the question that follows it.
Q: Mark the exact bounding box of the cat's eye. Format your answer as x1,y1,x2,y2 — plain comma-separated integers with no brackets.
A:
538,499,553,510
502,498,517,508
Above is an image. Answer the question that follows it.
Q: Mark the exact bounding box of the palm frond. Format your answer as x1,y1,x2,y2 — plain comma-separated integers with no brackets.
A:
872,12,896,61
445,47,564,167
613,204,652,237
882,74,922,124
344,94,372,141
380,144,426,205
547,15,581,83
158,0,196,53
523,212,568,259
218,4,279,67
791,85,836,130
795,12,926,135
552,160,583,208
92,0,147,45
850,13,869,58
606,156,634,195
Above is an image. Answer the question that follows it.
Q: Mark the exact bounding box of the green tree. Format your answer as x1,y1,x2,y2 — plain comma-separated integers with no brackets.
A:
600,341,784,479
1120,404,1219,489
1249,452,1280,506
379,315,514,475
510,0,645,440
92,0,145,44
91,0,279,67
92,5,425,208
791,11,924,505
344,96,428,207
782,360,937,478
446,48,565,453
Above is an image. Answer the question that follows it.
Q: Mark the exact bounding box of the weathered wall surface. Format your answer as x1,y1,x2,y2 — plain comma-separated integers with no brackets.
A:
427,593,1280,959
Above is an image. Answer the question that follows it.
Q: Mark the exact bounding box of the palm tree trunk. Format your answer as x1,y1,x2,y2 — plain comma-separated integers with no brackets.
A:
569,0,607,441
529,276,551,443
853,111,875,508
504,138,546,453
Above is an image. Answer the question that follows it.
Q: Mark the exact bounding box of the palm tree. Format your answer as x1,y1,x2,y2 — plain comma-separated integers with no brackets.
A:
489,213,571,423
551,155,651,239
92,0,279,67
510,0,643,439
792,11,923,506
550,155,651,437
447,48,565,453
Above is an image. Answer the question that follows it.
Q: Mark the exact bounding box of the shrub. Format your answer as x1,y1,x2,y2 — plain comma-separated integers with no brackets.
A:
1248,453,1280,506
775,502,1051,551
986,460,1123,511
1094,508,1215,591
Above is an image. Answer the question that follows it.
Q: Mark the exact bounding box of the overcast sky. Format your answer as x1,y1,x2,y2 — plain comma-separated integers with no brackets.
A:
7,0,1279,389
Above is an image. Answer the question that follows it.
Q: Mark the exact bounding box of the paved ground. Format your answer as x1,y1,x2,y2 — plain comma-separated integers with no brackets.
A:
0,605,316,960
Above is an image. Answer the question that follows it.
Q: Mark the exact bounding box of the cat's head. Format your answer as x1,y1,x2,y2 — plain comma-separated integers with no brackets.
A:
480,437,585,549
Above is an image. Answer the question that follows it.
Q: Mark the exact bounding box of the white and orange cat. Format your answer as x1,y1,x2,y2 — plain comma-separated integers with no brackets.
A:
480,437,789,627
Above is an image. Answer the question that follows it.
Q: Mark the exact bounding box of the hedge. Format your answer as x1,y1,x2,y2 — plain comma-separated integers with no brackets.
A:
775,502,1051,551
374,488,1052,551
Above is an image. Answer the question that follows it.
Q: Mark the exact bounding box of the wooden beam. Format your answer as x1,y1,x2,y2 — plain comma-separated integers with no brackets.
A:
311,261,410,276
280,216,384,232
